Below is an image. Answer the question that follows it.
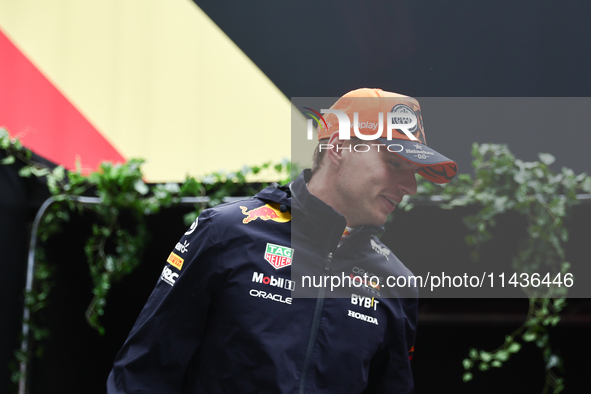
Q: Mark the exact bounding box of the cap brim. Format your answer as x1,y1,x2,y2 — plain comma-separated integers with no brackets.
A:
377,138,458,184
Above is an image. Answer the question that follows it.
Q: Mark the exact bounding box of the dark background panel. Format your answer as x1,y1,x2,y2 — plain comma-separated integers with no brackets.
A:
0,151,53,394
416,97,591,180
27,205,194,394
0,155,31,394
22,201,591,393
194,0,591,97
383,202,591,298
196,0,591,177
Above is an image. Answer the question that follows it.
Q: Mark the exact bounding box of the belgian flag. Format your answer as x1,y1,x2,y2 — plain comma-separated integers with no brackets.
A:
0,0,291,182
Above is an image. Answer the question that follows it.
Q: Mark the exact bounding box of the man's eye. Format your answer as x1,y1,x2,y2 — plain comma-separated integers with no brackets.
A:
389,161,401,168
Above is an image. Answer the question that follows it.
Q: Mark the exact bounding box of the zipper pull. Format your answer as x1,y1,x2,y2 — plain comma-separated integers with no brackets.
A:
324,252,333,271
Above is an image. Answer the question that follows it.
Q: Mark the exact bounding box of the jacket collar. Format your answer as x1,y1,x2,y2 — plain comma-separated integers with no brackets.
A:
254,170,384,247
290,170,342,222
254,182,292,207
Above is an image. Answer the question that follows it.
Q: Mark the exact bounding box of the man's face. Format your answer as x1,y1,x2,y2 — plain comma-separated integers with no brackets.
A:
333,142,420,227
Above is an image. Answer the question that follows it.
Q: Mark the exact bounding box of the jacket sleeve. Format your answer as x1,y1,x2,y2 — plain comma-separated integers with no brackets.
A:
107,209,221,393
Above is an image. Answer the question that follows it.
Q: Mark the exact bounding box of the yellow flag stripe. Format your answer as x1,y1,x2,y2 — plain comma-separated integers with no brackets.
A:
0,0,293,181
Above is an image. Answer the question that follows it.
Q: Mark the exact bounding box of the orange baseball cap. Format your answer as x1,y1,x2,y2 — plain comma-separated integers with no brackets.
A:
318,88,458,184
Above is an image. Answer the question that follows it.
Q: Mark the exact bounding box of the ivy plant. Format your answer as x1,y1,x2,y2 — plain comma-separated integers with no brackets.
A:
403,143,590,394
3,128,590,393
1,128,292,384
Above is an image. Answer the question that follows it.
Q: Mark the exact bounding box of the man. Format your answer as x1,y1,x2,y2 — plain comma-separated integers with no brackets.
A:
107,88,457,393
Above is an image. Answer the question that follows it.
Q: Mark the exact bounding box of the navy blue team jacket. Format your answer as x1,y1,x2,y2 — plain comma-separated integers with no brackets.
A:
107,170,418,393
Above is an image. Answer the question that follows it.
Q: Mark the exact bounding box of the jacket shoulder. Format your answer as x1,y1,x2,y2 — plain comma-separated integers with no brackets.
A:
369,236,415,278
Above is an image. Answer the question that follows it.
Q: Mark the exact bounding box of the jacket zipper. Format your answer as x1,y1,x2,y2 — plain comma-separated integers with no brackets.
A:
298,251,333,394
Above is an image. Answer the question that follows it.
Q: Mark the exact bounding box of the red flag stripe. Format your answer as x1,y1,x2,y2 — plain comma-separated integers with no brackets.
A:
0,28,125,173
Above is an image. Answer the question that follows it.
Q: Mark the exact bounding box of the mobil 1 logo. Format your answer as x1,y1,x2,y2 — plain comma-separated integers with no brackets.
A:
252,272,296,291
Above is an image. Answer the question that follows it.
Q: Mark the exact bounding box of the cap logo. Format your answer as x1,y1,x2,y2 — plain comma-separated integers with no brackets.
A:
391,104,419,135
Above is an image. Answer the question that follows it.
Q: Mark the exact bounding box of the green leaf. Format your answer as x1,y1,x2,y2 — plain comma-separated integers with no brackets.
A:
462,372,473,382
6,135,22,151
0,128,10,147
523,332,537,342
403,203,414,212
546,355,560,370
479,351,492,362
52,165,66,180
31,167,50,177
536,334,549,348
18,166,33,177
495,350,509,361
538,153,556,166
133,179,149,195
1,155,15,165
162,182,180,194
508,342,521,353
553,298,566,310
462,358,473,370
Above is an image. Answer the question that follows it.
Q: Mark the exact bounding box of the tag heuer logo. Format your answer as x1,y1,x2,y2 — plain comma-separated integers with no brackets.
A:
264,243,294,269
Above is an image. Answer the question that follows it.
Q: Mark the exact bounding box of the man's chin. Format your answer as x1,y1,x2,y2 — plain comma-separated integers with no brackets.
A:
356,215,388,227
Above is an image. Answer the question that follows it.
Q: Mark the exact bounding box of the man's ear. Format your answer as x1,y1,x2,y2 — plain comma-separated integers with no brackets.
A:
325,132,347,166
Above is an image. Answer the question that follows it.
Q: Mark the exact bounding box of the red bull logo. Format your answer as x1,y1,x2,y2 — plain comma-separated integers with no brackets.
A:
240,203,291,224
